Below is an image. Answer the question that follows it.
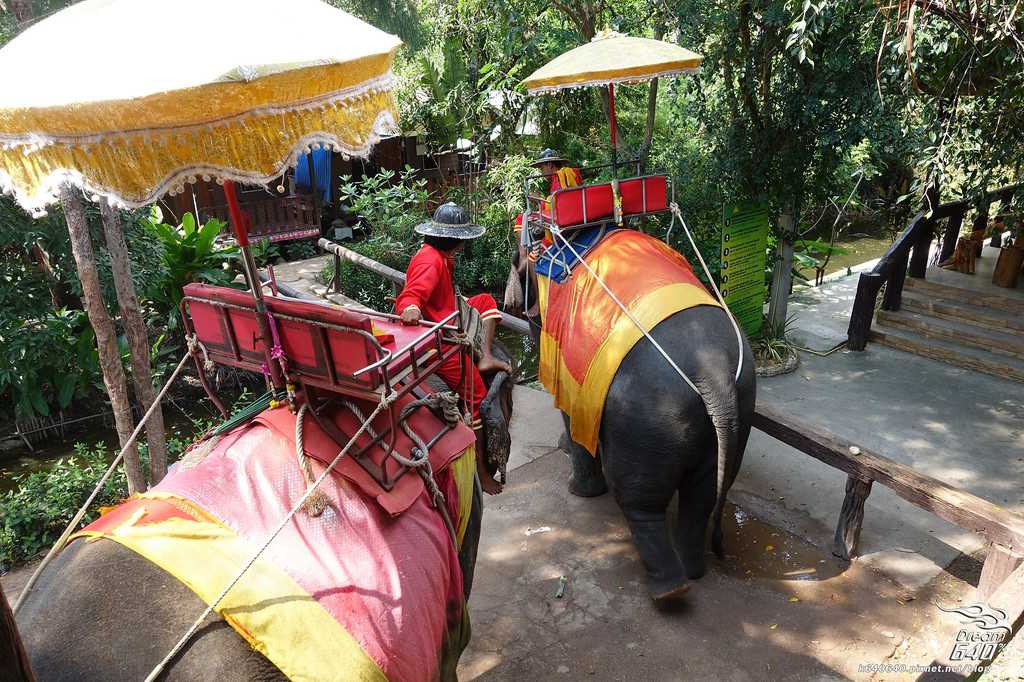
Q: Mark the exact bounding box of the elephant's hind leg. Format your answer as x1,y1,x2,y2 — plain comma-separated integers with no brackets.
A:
674,446,717,580
601,443,687,604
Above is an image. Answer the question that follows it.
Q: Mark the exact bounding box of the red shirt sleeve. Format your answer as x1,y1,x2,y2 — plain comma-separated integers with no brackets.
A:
396,249,440,314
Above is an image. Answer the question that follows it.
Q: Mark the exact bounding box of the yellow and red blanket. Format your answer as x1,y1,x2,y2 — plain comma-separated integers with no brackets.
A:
72,401,477,682
537,230,721,454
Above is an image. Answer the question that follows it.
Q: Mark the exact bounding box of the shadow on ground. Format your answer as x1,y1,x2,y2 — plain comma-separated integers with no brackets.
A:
460,450,983,681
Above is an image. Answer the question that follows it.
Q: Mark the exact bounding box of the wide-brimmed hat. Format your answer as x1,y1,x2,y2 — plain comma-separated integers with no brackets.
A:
415,202,485,239
531,148,568,168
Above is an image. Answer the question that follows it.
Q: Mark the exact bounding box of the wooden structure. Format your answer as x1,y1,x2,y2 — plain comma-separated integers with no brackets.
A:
163,135,423,242
848,182,1023,351
753,406,1024,594
201,195,320,244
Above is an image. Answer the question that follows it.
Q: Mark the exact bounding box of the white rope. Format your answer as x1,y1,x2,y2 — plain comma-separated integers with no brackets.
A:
668,203,745,382
13,350,193,614
143,392,396,682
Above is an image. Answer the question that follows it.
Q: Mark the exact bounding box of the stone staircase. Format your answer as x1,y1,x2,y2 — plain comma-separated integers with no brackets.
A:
870,278,1024,383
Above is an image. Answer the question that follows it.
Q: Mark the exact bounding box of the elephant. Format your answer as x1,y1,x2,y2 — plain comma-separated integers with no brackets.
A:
8,368,515,682
509,230,756,604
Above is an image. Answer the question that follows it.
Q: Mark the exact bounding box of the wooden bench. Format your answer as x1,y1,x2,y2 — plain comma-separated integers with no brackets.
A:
754,405,1024,600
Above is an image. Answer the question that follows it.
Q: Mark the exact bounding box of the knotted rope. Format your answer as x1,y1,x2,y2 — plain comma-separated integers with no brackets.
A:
295,403,329,517
342,392,462,548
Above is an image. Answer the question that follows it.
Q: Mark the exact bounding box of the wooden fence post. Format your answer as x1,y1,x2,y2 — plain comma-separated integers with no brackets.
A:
907,217,933,279
939,208,965,264
978,543,1024,601
833,475,873,560
882,249,910,310
846,272,884,351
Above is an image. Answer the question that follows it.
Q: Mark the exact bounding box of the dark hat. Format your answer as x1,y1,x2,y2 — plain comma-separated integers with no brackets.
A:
531,148,568,168
415,202,485,239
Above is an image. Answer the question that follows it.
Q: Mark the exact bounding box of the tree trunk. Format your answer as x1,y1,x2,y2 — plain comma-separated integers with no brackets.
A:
767,210,795,330
9,0,33,27
60,187,146,494
640,21,666,174
100,204,168,483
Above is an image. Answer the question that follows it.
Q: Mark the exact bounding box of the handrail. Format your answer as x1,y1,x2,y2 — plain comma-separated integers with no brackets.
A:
846,180,1024,351
847,211,930,350
318,238,532,336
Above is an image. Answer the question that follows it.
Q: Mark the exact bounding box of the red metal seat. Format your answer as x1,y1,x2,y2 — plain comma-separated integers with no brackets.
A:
181,283,461,401
535,175,670,229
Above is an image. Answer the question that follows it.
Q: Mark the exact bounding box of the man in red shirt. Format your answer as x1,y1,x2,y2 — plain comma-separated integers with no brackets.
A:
397,202,511,494
516,149,584,263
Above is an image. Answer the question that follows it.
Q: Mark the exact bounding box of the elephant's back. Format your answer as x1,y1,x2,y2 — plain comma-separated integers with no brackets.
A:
18,538,286,681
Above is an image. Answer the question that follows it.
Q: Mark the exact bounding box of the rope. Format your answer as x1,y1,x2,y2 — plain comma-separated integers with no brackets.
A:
13,349,193,614
143,392,396,682
295,404,329,517
668,203,745,382
344,393,461,547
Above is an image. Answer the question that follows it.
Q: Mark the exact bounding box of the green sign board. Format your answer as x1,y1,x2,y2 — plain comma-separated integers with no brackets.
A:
721,202,769,336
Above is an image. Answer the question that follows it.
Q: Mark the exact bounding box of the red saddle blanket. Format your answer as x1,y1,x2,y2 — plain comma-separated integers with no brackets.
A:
74,403,477,681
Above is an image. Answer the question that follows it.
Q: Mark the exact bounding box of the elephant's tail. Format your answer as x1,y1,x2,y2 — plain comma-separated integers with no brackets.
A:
705,374,740,560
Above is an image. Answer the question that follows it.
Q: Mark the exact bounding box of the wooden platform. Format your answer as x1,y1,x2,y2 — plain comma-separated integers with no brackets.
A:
871,277,1024,383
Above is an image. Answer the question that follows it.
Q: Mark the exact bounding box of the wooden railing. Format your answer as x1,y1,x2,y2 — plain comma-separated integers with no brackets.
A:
847,182,1022,351
202,195,320,243
317,238,532,336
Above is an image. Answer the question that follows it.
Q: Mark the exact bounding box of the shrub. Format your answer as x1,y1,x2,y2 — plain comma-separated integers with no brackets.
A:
0,309,101,419
0,393,248,569
0,443,125,568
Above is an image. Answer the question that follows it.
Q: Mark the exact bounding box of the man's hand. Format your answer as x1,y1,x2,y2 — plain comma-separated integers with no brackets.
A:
400,306,422,325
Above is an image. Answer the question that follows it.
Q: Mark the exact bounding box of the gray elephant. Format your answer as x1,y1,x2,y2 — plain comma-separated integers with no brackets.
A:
511,230,756,604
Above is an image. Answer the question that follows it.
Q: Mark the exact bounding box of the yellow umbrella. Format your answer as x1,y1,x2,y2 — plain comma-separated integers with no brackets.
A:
0,0,402,389
522,29,702,156
0,0,401,215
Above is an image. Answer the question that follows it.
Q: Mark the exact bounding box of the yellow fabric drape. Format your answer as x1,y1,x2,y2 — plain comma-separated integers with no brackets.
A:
73,500,386,682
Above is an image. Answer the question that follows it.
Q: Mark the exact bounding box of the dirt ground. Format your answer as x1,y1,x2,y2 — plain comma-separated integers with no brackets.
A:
458,450,1020,681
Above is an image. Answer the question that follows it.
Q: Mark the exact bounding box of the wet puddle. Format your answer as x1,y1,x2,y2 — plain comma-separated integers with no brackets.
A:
715,502,846,583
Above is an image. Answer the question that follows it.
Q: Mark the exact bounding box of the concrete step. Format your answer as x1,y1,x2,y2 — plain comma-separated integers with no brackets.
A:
901,290,1024,334
870,324,1024,383
904,277,1024,315
875,309,1024,361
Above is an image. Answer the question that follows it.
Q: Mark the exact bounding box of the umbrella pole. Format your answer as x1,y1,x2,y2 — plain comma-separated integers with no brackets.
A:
223,180,285,390
608,83,619,173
